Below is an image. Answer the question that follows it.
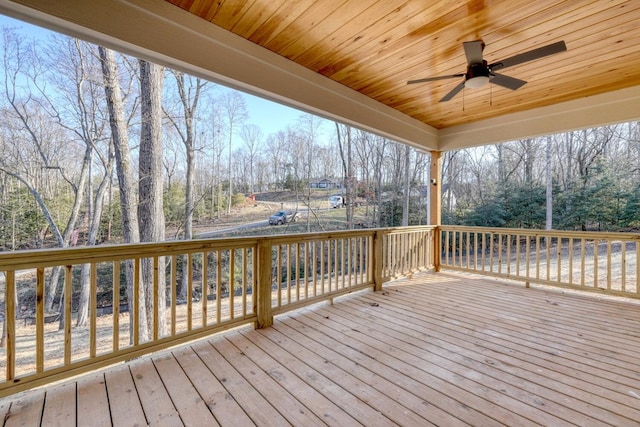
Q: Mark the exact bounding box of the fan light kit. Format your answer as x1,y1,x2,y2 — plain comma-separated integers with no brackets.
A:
408,40,567,102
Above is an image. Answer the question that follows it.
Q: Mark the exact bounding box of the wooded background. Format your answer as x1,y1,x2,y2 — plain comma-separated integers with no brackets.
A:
1,26,639,255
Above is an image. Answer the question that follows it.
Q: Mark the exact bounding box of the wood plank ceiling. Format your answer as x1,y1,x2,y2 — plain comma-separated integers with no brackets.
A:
164,0,640,131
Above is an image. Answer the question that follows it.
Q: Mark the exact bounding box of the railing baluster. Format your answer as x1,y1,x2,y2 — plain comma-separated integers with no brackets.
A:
568,238,574,285
515,234,520,276
65,265,73,363
320,240,326,294
171,255,177,335
465,231,471,269
444,231,450,267
473,232,478,270
348,238,353,287
133,258,140,346
113,262,120,352
296,243,301,300
545,235,551,281
507,234,511,275
6,270,15,382
216,250,222,324
636,243,639,295
187,253,193,330
580,238,586,287
481,233,486,271
311,242,317,296
489,233,494,273
341,238,346,288
606,241,612,290
230,249,235,319
276,244,282,307
556,238,562,283
594,240,599,288
306,242,311,297
452,231,457,268
36,268,44,373
90,263,98,358
152,257,159,341
252,246,257,314
535,235,540,280
202,252,209,327
242,248,248,317
393,234,402,277
525,235,530,287
497,234,503,275
621,242,626,292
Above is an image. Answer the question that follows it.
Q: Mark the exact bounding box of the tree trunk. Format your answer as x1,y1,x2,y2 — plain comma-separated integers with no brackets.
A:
546,135,553,231
402,145,411,226
169,71,204,300
76,150,114,327
138,59,166,340
335,124,355,229
99,46,140,342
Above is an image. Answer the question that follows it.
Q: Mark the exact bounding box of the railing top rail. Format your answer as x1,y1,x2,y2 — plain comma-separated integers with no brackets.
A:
0,225,439,270
263,225,436,244
261,228,375,245
383,225,436,235
0,236,260,270
439,225,640,241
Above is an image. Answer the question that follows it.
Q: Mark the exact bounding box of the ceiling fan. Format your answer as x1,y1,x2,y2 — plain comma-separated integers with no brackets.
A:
407,40,567,102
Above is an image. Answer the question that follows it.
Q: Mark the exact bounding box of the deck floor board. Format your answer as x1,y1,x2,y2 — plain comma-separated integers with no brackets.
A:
103,366,147,426
2,271,640,426
77,373,111,427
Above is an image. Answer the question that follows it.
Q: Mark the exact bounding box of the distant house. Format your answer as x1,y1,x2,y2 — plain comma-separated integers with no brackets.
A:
309,178,342,189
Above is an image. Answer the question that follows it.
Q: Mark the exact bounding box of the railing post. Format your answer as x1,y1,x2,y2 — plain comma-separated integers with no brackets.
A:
429,150,442,272
373,230,384,291
256,240,273,329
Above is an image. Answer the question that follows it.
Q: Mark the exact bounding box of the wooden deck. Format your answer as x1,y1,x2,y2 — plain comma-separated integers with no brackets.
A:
1,271,640,426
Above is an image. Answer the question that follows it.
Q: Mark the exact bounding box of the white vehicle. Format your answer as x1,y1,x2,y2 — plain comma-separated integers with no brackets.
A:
329,195,343,208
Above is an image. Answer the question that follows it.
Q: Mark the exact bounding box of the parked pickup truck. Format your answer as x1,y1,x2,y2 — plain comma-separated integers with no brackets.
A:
268,210,299,225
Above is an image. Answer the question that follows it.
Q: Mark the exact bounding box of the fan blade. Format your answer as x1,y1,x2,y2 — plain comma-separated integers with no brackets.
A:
407,74,464,84
489,41,566,71
463,40,485,64
490,73,527,90
439,80,466,102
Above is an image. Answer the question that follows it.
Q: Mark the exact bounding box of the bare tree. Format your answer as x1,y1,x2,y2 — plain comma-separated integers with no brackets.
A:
1,28,94,313
165,71,207,241
402,144,411,226
335,123,355,228
219,92,247,214
98,46,140,339
43,38,114,327
546,135,553,230
240,124,263,194
138,59,166,339
297,114,322,230
164,71,207,300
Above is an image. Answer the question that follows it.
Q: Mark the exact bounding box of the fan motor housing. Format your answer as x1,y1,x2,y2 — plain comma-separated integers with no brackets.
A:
467,61,491,79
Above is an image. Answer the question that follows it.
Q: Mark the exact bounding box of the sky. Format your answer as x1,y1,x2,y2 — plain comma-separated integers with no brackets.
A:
0,14,330,140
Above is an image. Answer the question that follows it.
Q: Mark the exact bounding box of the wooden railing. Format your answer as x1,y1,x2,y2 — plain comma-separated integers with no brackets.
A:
440,226,640,298
2,223,638,397
0,226,435,396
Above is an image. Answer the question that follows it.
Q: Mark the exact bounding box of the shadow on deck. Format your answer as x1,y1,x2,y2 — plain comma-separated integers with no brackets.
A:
2,271,639,426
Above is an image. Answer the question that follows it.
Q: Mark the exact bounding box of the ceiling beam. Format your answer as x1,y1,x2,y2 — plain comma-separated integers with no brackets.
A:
0,0,439,150
439,85,640,150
